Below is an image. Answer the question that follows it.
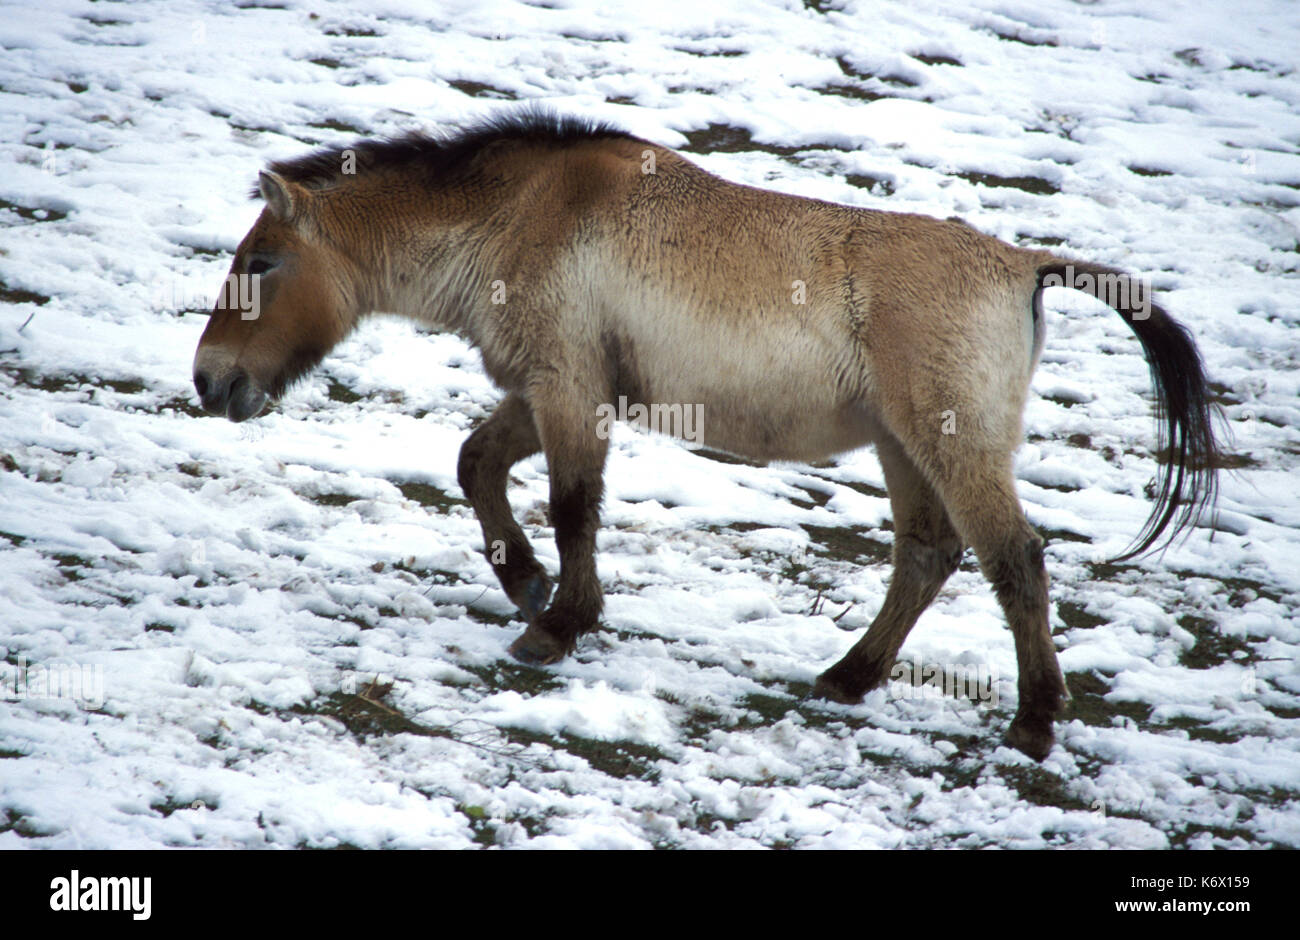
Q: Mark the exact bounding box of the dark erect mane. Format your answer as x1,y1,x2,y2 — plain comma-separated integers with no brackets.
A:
253,107,635,194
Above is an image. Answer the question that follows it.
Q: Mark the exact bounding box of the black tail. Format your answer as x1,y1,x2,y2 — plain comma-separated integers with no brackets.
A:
1036,261,1222,560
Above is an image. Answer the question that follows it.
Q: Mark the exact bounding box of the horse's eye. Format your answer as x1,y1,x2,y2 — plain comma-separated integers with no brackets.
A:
247,257,276,276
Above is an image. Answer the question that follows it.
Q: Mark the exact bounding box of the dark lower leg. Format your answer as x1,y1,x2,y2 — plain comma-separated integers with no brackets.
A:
508,470,605,663
815,534,961,702
947,465,1066,759
507,384,608,665
457,393,550,620
982,534,1066,760
814,434,962,702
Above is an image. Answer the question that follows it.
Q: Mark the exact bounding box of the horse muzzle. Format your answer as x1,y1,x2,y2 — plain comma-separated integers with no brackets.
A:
193,366,268,422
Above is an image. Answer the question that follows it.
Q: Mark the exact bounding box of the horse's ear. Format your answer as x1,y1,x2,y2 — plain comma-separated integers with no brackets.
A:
258,171,305,223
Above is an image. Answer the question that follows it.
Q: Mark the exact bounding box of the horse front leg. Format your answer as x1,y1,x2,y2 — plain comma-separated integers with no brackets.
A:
507,379,609,664
457,392,552,621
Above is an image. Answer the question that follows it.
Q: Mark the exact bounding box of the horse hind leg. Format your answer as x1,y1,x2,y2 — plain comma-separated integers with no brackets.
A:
457,392,552,621
814,432,963,703
814,425,1066,760
927,448,1067,760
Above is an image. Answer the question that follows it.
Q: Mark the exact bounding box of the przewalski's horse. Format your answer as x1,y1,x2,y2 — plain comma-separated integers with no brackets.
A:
192,109,1220,760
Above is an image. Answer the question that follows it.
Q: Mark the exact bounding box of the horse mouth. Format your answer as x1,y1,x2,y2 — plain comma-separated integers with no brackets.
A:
225,373,269,422
194,368,269,422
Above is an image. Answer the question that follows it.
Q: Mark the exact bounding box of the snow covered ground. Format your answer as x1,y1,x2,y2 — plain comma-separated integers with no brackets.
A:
1,0,1298,849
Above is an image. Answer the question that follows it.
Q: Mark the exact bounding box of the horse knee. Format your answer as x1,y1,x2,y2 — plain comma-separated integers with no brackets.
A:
456,434,488,501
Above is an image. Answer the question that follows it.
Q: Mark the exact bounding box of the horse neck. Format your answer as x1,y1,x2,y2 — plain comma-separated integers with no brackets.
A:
327,175,491,340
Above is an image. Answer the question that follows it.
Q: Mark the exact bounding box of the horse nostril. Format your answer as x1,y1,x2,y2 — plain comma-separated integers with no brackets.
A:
194,369,230,415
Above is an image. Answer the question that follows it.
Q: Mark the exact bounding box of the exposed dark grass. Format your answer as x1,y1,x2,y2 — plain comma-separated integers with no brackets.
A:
956,170,1060,196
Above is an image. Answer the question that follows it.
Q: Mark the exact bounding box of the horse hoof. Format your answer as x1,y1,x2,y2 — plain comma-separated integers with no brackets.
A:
811,672,863,705
508,626,566,666
519,575,552,623
1005,716,1055,761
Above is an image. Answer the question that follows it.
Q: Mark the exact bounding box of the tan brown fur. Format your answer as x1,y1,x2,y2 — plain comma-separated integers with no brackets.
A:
193,110,1221,760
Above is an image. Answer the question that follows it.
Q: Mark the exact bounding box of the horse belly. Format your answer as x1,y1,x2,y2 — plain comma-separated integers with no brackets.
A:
613,306,878,462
